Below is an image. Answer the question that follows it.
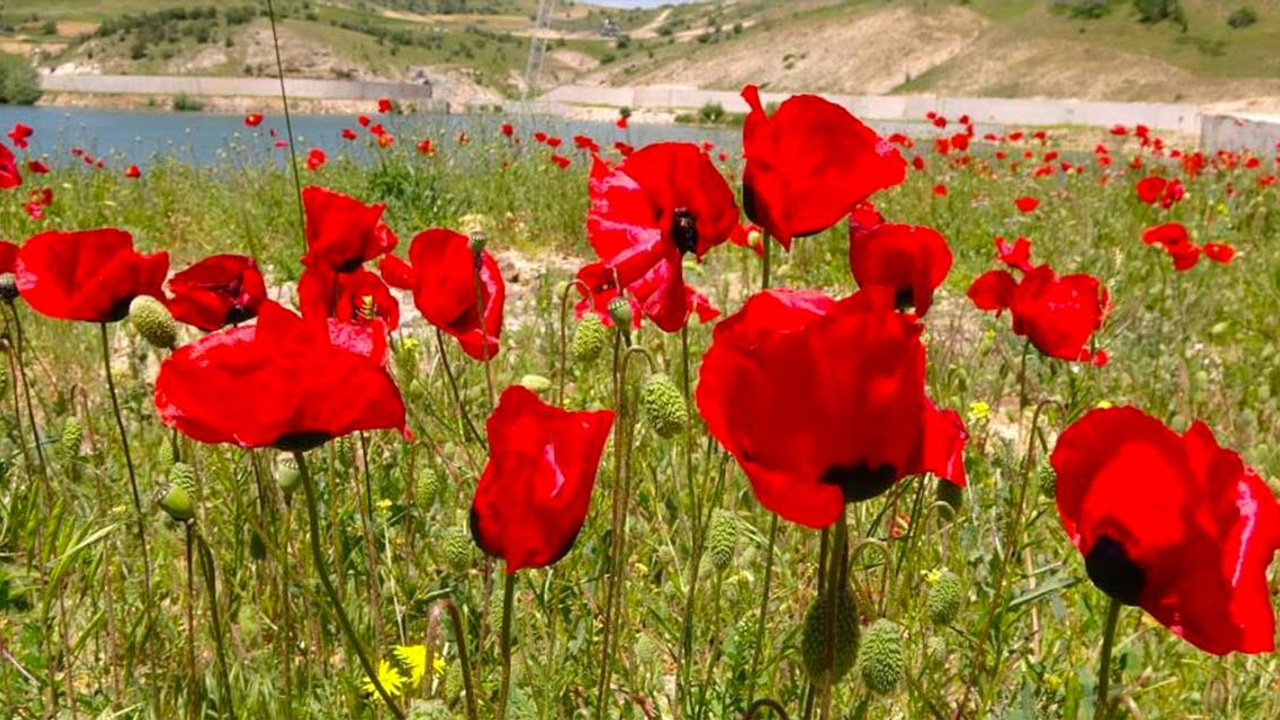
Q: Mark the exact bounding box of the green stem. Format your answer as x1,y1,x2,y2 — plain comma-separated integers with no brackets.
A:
294,451,405,720
185,523,198,720
441,599,480,720
436,328,484,446
496,571,516,720
7,303,46,477
195,529,236,719
595,332,628,718
1093,598,1122,720
99,322,152,607
818,513,848,720
745,515,780,705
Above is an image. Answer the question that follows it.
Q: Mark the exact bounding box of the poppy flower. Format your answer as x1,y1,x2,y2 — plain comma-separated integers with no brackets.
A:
417,138,435,156
546,136,562,148
848,221,953,316
15,228,169,323
407,228,504,361
1109,124,1128,136
501,122,514,137
740,84,904,249
1014,196,1039,213
124,165,141,179
7,122,32,149
377,97,393,114
616,116,628,129
244,113,264,128
995,235,1033,271
0,239,17,274
154,300,406,451
1052,406,1280,655
378,253,415,291
534,131,548,144
1142,223,1200,271
358,115,371,127
551,154,571,169
26,160,48,174
573,135,599,153
299,265,400,330
469,385,614,573
0,143,22,189
696,288,967,529
585,142,738,333
301,186,398,273
1203,242,1235,264
614,141,634,157
377,134,395,149
932,184,948,197
341,128,358,141
573,261,718,329
166,254,267,331
306,148,327,171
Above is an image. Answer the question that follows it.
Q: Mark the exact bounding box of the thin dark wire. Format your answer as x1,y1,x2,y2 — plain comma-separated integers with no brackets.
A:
265,0,308,253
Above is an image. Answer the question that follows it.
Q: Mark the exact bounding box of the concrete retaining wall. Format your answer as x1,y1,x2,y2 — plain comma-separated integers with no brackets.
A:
1201,113,1280,155
40,73,434,101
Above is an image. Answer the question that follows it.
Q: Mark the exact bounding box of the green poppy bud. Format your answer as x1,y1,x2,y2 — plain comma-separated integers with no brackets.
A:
707,509,737,571
927,569,962,627
1038,463,1057,499
859,619,905,694
571,313,609,364
159,462,198,522
129,295,177,349
419,466,444,506
442,525,474,571
61,417,83,458
607,297,633,342
519,374,552,393
640,373,688,438
800,583,859,685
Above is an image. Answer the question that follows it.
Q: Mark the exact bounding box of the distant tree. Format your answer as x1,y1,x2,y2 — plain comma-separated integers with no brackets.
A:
1134,0,1187,30
1227,7,1257,28
0,52,41,105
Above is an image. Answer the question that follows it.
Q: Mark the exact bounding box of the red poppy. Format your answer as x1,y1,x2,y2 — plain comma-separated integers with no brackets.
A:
616,116,628,129
378,253,414,291
469,386,614,572
166,254,267,331
740,84,904,249
124,164,141,179
273,140,288,149
1109,124,1128,136
418,138,436,156
1052,406,1280,655
585,142,738,332
14,228,169,323
995,236,1033,271
0,239,17,274
1142,223,1200,271
407,228,504,361
1014,196,1039,213
534,131,548,144
932,184,948,197
573,134,599,153
573,261,718,329
7,122,32,149
377,97,393,114
244,113,264,128
301,186,398,273
306,148,327,171
154,300,406,451
848,221,952,316
370,124,387,136
26,160,49,174
341,128,358,141
912,156,925,171
299,265,400,330
970,260,1109,366
614,141,634,157
501,122,514,137
551,154,571,169
696,288,967,529
358,115,371,127
1203,242,1235,264
546,136,563,149
0,143,22,189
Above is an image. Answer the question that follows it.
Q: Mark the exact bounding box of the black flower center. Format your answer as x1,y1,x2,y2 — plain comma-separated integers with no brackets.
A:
106,296,135,323
819,463,898,504
337,257,364,274
1085,535,1144,606
224,304,256,326
894,287,914,312
274,431,333,454
671,208,699,255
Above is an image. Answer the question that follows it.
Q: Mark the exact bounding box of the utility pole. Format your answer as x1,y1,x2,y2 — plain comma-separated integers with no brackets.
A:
523,0,556,99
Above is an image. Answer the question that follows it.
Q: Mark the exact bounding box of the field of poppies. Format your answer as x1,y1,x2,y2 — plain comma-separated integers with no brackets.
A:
1,86,1280,720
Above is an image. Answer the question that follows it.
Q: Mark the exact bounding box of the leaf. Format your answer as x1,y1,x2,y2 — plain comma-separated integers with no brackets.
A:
1007,576,1079,610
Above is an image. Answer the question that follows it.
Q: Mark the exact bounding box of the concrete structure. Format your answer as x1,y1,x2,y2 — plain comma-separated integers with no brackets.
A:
1201,113,1280,155
40,73,434,101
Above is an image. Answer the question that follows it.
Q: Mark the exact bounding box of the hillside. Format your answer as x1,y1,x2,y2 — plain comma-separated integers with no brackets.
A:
1,0,1278,108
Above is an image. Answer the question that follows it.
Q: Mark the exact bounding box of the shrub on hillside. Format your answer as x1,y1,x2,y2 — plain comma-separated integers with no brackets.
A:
1134,0,1187,29
1227,7,1258,28
1051,0,1113,19
0,52,42,105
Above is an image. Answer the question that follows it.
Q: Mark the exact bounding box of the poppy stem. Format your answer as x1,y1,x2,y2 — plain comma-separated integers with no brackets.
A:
746,698,791,719
1093,598,1122,720
294,450,405,720
761,230,773,290
438,598,480,720
264,0,308,253
745,514,780,705
194,527,237,719
818,513,849,720
6,302,47,478
185,522,198,720
98,322,153,608
496,570,516,720
435,327,484,446
556,279,590,407
3,333,35,486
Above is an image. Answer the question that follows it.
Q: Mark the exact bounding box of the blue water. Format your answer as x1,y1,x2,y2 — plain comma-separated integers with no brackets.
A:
0,105,744,168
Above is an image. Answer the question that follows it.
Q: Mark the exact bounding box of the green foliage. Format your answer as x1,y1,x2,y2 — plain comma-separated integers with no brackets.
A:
0,52,41,105
171,92,204,112
1227,7,1257,28
1133,0,1187,29
1051,0,1114,19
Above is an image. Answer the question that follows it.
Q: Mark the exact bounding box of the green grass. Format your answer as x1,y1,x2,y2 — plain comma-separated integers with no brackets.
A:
1,115,1280,719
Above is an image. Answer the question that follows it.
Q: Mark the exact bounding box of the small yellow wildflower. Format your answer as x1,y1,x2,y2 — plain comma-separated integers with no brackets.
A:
968,401,991,423
360,659,405,700
1095,400,1114,410
392,645,447,688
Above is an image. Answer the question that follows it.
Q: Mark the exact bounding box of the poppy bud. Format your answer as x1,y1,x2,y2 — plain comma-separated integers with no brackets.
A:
276,454,301,497
607,298,633,340
640,373,688,438
926,569,962,627
468,231,487,258
159,462,198,523
1037,464,1057,499
518,374,552,393
707,509,737,571
800,582,859,684
571,314,609,364
859,619,905,694
419,467,444,506
61,417,83,458
443,525,474,570
935,476,963,520
0,272,17,302
129,295,176,349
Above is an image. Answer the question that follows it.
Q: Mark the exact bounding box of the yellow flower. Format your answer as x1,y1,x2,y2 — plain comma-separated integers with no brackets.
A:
1095,400,1114,409
967,401,991,423
392,645,446,688
360,659,405,700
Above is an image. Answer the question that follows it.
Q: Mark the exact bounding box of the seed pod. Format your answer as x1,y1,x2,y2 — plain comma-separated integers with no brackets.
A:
571,313,609,364
61,417,83,458
608,297,633,343
159,462,198,522
800,583,860,685
707,509,737,571
640,373,688,438
128,295,177,349
419,467,444,506
1037,463,1057,499
927,569,962,627
859,619,905,694
0,272,17,302
442,525,474,570
276,454,301,497
518,374,552,393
